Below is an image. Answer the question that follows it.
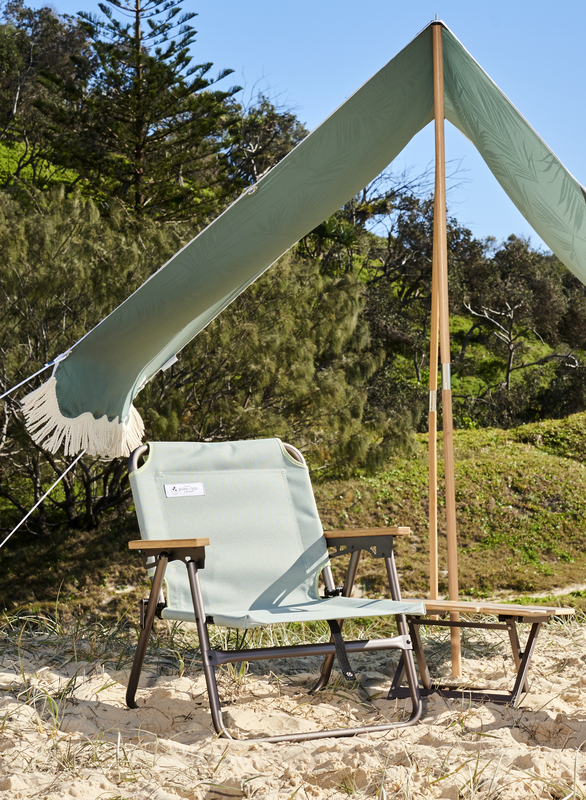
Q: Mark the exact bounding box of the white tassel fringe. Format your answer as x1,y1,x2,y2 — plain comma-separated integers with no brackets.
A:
21,377,145,458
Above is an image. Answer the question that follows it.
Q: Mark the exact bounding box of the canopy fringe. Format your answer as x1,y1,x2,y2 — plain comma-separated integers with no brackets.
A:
21,377,144,458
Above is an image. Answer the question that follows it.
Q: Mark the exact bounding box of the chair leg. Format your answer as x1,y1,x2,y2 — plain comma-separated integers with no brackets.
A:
126,555,168,709
384,552,402,603
401,644,424,723
185,560,233,739
384,553,411,662
408,618,433,690
389,655,406,698
382,551,426,716
384,615,423,724
388,621,433,699
341,550,362,598
313,550,362,692
183,556,422,740
311,653,336,693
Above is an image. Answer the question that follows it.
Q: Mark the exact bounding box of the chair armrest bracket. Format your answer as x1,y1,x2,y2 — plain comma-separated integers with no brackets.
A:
324,528,409,560
326,534,396,560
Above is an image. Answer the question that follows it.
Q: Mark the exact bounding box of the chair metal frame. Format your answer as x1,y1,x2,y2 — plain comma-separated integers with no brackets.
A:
125,444,424,743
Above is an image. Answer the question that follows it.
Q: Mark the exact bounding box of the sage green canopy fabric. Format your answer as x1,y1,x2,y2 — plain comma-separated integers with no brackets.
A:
22,21,586,458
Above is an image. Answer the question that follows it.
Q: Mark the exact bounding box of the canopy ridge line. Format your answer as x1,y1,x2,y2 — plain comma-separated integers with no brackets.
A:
0,350,72,401
0,449,86,550
432,21,461,679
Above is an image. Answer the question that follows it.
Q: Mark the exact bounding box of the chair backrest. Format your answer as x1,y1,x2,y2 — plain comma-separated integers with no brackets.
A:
129,439,330,626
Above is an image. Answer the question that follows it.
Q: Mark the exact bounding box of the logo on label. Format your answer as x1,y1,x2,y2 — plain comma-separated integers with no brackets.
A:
164,483,205,498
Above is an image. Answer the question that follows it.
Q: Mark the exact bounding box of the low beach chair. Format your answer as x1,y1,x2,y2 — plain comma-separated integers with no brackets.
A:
125,438,426,742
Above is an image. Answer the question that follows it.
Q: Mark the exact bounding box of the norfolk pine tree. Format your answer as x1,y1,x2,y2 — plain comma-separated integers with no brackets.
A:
38,0,240,220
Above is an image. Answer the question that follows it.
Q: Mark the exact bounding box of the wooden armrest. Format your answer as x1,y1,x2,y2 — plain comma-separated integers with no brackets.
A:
324,527,410,539
128,538,209,550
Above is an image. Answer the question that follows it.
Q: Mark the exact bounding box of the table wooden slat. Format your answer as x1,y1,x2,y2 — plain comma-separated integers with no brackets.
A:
409,598,574,618
324,527,410,539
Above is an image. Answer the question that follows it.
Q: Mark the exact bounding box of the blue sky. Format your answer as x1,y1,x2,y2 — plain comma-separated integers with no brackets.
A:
29,0,586,250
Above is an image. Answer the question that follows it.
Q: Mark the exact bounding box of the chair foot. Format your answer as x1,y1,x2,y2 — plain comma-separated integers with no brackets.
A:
126,621,153,708
310,652,335,693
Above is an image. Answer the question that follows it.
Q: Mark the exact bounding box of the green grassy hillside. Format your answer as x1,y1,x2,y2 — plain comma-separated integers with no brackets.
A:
2,413,586,618
320,414,586,609
0,141,78,190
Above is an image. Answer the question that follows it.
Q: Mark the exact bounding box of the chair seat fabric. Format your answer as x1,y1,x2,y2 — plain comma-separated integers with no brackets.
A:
161,596,426,628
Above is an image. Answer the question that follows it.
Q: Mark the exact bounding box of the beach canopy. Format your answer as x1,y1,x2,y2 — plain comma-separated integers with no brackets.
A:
22,21,586,459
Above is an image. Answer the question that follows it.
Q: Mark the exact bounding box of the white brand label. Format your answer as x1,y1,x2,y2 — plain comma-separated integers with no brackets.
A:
164,482,205,498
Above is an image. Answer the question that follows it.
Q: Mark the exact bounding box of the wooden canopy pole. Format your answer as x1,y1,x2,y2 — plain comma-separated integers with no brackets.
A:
428,233,439,603
432,21,461,679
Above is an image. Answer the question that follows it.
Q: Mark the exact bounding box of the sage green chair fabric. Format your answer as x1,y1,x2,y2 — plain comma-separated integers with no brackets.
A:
129,438,425,628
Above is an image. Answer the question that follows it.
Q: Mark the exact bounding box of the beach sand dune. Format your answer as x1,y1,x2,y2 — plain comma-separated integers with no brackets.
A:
0,620,585,799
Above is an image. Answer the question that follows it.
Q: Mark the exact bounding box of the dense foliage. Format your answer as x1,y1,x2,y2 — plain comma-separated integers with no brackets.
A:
302,193,586,431
0,0,90,191
0,188,404,532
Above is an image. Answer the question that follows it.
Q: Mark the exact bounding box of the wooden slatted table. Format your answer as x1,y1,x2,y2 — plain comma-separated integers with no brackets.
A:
389,598,574,706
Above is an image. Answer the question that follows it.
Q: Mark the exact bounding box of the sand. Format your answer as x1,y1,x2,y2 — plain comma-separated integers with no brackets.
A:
0,620,585,799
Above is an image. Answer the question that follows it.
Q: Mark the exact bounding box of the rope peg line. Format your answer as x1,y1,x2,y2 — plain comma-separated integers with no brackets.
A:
0,449,86,551
0,350,72,401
